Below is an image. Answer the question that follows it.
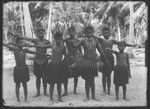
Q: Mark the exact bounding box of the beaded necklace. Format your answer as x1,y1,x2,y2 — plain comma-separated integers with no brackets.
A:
85,37,96,49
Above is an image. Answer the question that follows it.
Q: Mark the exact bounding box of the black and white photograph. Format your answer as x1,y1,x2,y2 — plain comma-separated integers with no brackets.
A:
2,1,148,107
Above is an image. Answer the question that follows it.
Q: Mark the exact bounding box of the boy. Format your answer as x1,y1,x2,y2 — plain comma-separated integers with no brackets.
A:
106,41,133,100
3,38,48,102
98,26,135,95
47,30,66,103
74,25,110,101
62,26,82,96
13,28,50,97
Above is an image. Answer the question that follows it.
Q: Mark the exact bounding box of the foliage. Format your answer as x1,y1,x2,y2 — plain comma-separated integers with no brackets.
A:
3,2,22,42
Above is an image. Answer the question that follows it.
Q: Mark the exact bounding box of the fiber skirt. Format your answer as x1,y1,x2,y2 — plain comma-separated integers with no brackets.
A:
73,58,98,79
47,62,67,84
100,51,114,76
63,55,82,78
114,66,129,86
34,60,48,78
13,64,30,83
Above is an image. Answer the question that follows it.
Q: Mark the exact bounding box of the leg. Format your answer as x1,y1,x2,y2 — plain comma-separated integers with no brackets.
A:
102,73,106,94
22,82,28,102
107,73,111,95
84,79,90,102
115,85,119,100
74,77,78,94
62,79,68,96
50,83,55,101
42,76,48,96
91,77,96,100
36,77,41,97
15,83,20,102
123,85,127,100
57,83,62,102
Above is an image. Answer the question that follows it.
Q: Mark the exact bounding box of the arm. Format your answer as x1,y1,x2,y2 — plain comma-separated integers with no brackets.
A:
112,39,137,47
23,49,50,56
3,43,18,52
105,48,118,55
23,40,51,48
111,39,120,45
96,40,109,64
34,43,51,48
97,37,103,44
79,46,83,55
12,34,37,43
126,53,131,78
123,41,137,47
74,38,84,47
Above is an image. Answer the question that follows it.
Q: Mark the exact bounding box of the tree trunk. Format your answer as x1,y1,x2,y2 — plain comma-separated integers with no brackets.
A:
127,2,134,58
22,2,34,38
20,2,25,37
47,2,52,42
99,1,114,25
118,25,121,41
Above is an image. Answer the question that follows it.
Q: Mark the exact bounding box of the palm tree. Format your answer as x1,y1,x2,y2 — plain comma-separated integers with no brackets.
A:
3,2,21,43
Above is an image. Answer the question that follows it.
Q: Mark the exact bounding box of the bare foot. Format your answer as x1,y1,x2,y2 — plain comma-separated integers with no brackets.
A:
44,92,49,97
24,99,29,103
107,91,110,95
58,99,64,102
83,98,90,102
62,93,68,97
116,97,119,101
123,97,130,101
17,99,20,102
73,91,78,95
92,97,100,101
49,100,54,105
101,91,106,95
35,93,40,97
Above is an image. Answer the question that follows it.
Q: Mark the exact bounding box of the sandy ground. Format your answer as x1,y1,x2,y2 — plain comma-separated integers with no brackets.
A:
2,48,147,107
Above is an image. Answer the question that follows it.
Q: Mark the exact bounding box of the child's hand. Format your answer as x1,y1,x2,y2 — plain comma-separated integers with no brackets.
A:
128,72,131,78
105,48,111,51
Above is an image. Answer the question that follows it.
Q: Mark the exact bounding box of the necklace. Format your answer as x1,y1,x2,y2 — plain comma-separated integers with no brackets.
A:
85,37,95,49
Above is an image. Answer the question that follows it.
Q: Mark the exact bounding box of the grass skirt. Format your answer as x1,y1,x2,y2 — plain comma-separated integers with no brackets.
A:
47,61,67,84
100,51,114,76
73,58,98,79
34,60,48,78
114,66,129,86
14,64,29,83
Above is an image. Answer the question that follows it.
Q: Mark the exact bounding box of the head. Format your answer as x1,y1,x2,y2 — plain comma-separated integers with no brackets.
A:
118,41,126,53
68,26,76,38
54,31,62,46
37,29,45,40
102,26,110,39
84,25,94,38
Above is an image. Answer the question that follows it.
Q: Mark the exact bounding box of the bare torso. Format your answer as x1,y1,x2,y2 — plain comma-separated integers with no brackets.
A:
14,50,26,67
34,39,50,60
100,38,113,50
66,38,80,56
82,37,97,60
116,52,128,67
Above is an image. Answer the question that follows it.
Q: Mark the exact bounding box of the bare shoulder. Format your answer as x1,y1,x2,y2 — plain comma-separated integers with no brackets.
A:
97,37,103,42
124,52,128,55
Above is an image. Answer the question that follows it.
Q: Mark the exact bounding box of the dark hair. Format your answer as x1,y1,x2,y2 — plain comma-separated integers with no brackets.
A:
84,25,94,33
36,28,45,33
102,26,110,33
54,31,62,40
118,41,127,47
68,26,76,32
